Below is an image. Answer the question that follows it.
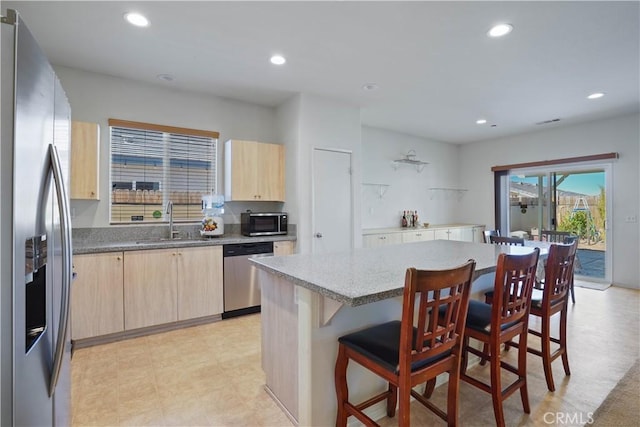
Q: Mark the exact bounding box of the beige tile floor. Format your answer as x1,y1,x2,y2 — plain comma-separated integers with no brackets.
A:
72,286,639,426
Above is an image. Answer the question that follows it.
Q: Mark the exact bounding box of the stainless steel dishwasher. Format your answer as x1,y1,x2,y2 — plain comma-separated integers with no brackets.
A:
222,241,273,319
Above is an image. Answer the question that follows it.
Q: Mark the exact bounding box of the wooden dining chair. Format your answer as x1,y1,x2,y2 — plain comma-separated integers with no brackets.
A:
483,229,500,243
489,235,525,246
335,260,476,427
458,249,539,427
528,240,577,391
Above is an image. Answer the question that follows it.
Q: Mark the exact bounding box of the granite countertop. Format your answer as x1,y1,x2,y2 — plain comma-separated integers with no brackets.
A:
250,240,537,307
73,225,296,255
362,223,483,235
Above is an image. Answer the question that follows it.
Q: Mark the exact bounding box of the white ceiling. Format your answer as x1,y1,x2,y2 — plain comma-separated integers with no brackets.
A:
4,1,639,144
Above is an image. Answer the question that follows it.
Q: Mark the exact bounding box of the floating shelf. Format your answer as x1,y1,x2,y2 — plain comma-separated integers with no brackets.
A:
362,183,390,198
392,150,428,173
429,187,468,200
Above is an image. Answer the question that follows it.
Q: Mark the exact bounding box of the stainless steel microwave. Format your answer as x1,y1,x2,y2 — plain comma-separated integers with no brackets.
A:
241,212,288,236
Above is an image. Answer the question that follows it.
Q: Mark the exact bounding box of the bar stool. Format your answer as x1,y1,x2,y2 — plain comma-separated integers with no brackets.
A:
334,260,476,427
459,249,539,427
528,240,577,391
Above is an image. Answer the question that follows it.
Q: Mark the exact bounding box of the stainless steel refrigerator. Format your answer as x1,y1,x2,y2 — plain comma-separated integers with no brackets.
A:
1,9,72,426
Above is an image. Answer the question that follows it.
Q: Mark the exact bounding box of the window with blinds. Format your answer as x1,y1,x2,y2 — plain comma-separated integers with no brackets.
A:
109,119,218,223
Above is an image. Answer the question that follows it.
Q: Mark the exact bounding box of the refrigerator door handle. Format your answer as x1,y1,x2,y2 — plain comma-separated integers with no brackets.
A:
48,143,72,397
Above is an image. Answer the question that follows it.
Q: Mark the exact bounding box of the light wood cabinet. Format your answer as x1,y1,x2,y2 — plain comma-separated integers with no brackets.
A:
70,121,100,200
274,241,295,255
124,249,178,329
225,139,285,201
71,253,124,340
177,246,223,320
124,246,224,329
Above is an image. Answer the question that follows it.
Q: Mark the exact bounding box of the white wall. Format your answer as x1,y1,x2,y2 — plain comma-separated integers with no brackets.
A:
361,126,462,229
56,66,279,228
458,113,640,288
290,94,362,254
276,94,302,231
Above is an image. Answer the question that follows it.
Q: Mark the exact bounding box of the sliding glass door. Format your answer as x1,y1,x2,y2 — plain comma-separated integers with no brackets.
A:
503,164,611,283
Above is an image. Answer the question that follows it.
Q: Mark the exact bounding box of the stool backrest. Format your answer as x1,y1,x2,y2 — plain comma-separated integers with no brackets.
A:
542,240,578,309
490,235,525,246
483,229,500,243
399,261,476,371
492,249,540,330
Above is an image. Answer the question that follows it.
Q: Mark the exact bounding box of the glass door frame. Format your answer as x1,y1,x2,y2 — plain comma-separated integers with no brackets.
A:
501,161,613,284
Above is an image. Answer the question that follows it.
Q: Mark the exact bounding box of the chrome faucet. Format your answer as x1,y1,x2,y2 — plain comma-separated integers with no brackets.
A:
166,201,179,239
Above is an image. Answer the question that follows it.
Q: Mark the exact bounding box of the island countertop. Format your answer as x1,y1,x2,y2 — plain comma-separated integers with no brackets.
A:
250,239,537,306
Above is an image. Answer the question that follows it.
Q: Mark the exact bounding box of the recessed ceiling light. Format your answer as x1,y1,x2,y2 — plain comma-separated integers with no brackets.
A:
124,12,149,27
270,55,286,65
488,23,513,38
156,74,174,82
362,83,379,91
476,119,487,125
587,92,605,99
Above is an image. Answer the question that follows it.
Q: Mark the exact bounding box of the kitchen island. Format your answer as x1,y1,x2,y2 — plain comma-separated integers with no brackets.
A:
251,239,538,426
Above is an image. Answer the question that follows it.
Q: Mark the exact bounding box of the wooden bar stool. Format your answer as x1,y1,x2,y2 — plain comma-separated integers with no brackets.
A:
458,249,539,427
334,260,476,427
489,235,525,246
528,240,577,391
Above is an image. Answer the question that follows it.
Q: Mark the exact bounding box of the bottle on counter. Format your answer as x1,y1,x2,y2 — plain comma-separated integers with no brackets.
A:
409,210,415,227
402,211,408,228
414,210,419,227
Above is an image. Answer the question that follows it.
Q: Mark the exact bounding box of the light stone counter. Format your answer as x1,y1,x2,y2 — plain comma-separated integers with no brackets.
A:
251,239,534,306
361,223,482,235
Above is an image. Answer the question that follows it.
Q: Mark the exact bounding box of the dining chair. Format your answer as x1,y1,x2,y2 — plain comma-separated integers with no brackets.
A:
528,240,577,391
458,249,540,427
489,235,525,246
483,229,500,243
335,260,476,427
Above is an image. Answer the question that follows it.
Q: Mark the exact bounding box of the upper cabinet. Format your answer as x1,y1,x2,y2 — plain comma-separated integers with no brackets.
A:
225,139,285,201
70,121,100,200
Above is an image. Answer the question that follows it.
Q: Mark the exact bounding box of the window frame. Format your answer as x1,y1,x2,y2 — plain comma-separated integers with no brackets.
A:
108,119,219,224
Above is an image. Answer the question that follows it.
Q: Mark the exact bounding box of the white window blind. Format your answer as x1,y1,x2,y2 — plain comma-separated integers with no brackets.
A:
109,119,218,223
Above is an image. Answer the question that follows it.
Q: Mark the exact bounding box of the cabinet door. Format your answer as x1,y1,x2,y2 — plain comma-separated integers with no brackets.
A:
363,234,397,247
402,230,435,243
448,228,464,241
258,142,285,201
70,121,100,200
124,249,178,329
274,241,294,255
71,253,124,340
226,139,259,200
456,227,473,242
434,229,450,240
472,226,486,243
177,246,223,320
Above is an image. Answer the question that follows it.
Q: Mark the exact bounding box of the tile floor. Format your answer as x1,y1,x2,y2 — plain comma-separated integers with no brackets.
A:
72,285,639,426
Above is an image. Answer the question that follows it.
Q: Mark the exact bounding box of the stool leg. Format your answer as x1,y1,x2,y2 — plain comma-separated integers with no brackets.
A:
387,383,397,417
570,275,576,304
423,378,436,398
560,306,571,376
489,342,506,427
541,315,555,392
335,344,349,427
518,333,531,414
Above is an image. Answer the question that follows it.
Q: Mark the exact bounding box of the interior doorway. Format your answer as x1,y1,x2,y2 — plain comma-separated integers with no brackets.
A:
311,148,353,254
505,165,611,283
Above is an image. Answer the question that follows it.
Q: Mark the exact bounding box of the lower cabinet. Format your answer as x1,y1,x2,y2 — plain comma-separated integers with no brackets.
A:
71,252,124,340
71,245,226,340
274,241,295,255
177,246,223,321
124,249,178,329
124,246,224,329
363,232,403,248
402,229,435,243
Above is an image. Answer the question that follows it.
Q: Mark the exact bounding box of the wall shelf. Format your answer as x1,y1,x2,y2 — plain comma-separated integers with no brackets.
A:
392,150,428,173
362,183,390,198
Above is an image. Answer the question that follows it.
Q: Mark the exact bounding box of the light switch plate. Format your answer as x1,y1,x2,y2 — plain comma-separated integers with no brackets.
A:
624,215,637,223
